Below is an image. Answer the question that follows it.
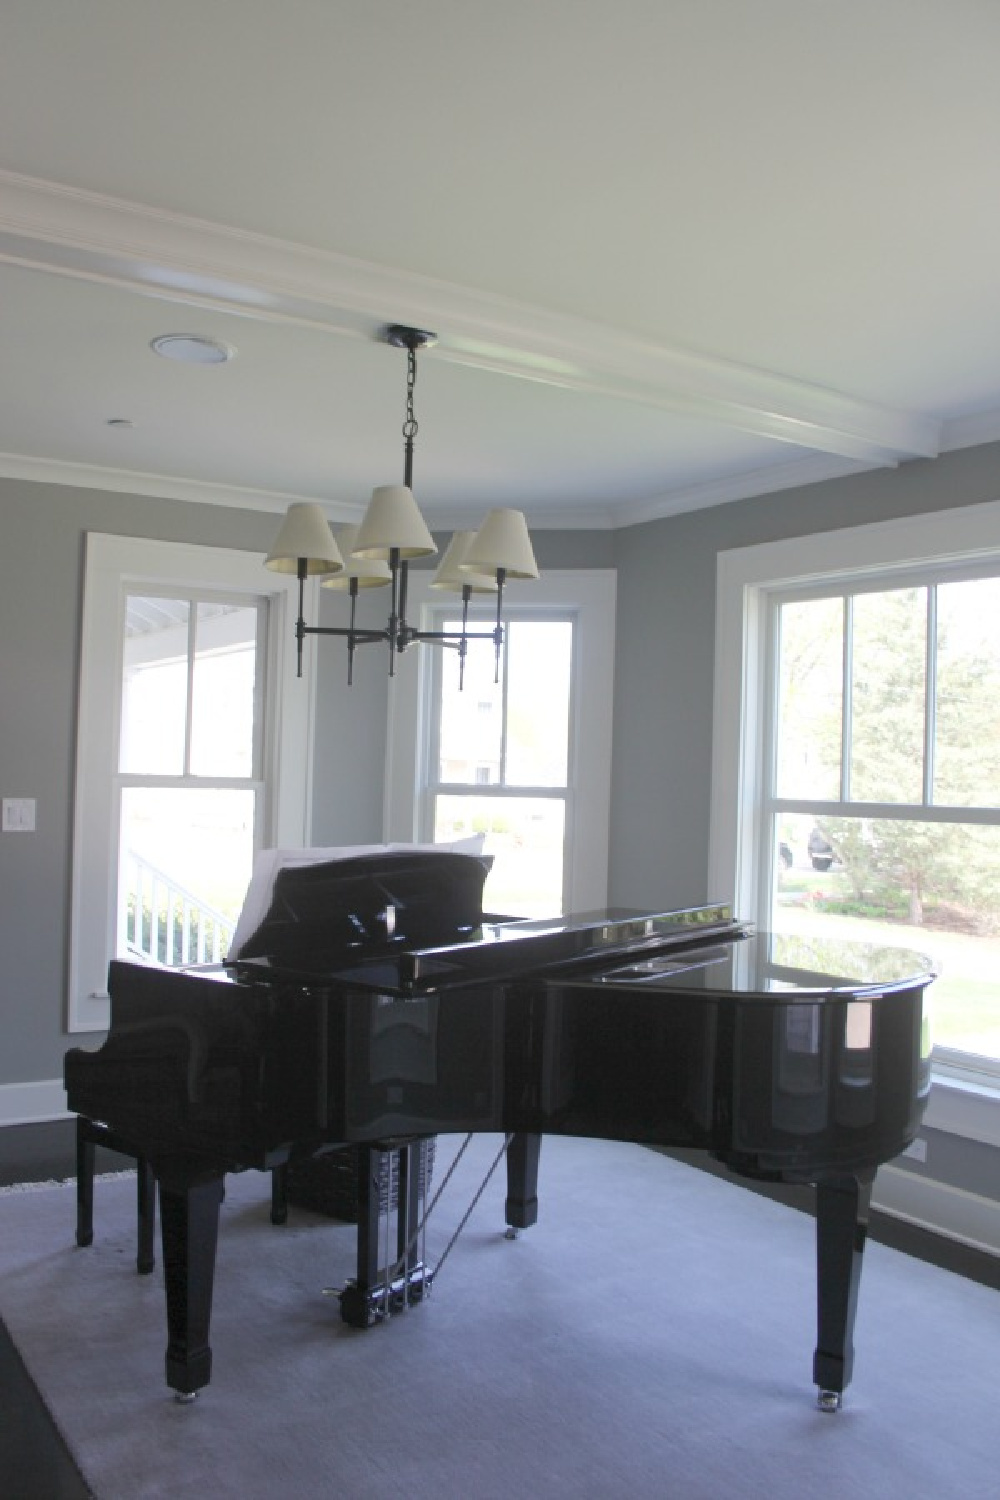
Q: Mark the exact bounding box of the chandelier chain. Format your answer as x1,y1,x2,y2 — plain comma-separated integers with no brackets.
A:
402,346,418,443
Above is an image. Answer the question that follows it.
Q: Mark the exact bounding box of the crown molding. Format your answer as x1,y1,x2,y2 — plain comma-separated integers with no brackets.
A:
614,454,871,527
0,170,941,468
3,411,997,530
0,451,361,521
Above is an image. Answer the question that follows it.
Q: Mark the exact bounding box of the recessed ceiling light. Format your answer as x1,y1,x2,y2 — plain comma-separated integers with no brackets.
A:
150,334,236,365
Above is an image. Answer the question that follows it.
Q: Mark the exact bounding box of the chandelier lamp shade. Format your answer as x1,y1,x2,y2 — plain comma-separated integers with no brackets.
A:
264,324,539,687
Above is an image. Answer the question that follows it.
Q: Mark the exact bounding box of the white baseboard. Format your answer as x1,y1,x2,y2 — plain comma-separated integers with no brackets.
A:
874,1161,1000,1259
0,1079,70,1127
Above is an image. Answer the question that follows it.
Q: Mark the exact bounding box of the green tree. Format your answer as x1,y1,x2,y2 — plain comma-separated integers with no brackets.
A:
788,583,1000,933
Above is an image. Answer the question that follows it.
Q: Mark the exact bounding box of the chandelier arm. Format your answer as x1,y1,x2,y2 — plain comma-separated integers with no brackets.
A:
295,559,308,679
459,583,471,691
297,624,389,644
387,547,401,677
493,568,507,684
347,577,359,686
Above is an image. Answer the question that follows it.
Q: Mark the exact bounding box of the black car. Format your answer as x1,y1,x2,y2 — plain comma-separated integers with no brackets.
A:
808,827,836,871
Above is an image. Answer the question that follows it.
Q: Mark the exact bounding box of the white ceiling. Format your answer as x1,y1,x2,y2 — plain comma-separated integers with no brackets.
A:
2,0,999,532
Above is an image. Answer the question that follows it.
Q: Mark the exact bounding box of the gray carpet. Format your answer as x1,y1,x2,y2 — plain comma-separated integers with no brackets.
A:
0,1136,995,1500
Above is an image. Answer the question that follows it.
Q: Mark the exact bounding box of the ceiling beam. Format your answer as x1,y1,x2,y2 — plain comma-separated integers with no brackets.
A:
0,169,941,468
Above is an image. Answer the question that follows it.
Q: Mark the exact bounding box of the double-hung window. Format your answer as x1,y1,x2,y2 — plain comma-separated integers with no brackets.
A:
426,615,574,916
711,499,1000,1081
384,569,616,918
117,592,264,967
69,534,314,1033
766,573,1000,1067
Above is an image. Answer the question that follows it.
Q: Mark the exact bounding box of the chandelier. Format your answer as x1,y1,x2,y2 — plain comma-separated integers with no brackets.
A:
264,324,538,687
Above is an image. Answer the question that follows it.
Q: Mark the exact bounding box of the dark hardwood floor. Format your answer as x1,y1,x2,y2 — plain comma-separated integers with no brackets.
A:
1,1121,127,1500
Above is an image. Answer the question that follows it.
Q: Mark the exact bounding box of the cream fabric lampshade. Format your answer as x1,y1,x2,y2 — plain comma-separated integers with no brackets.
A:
431,531,499,593
463,509,539,579
265,502,344,576
353,485,437,560
321,525,392,590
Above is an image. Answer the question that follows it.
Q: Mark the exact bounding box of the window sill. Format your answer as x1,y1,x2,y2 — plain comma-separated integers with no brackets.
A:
927,1067,1000,1148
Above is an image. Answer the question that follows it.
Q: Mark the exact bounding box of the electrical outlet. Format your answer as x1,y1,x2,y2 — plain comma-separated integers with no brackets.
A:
1,797,36,832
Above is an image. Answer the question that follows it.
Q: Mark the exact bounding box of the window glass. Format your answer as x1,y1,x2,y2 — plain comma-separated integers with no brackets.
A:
505,621,572,786
437,627,502,785
850,588,926,804
119,596,189,774
775,597,843,800
772,811,1000,1061
433,793,566,918
935,578,1000,806
190,604,258,777
119,787,255,963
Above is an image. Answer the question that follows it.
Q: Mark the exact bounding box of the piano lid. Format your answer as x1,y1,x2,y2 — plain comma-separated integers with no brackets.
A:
236,902,746,992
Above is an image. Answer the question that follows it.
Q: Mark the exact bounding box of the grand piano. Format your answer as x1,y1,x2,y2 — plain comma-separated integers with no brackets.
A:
64,848,934,1410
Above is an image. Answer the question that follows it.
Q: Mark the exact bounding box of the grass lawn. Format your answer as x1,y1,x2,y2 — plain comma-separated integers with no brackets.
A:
775,872,1000,1062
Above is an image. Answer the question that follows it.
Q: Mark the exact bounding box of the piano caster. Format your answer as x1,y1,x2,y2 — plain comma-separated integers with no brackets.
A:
174,1391,199,1405
817,1389,842,1413
504,1226,518,1240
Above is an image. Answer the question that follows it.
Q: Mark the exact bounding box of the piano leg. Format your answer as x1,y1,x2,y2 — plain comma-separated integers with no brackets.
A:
157,1171,225,1399
812,1171,874,1410
270,1163,288,1225
504,1131,541,1236
135,1156,157,1275
75,1117,95,1249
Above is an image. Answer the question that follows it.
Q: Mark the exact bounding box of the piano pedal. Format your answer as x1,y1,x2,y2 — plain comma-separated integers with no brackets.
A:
332,1266,433,1328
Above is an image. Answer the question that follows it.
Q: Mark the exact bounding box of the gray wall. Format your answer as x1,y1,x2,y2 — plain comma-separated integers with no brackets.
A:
3,447,999,1102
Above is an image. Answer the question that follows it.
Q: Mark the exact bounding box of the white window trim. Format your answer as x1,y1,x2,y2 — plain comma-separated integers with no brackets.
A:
68,533,319,1033
709,497,1000,1149
383,568,617,913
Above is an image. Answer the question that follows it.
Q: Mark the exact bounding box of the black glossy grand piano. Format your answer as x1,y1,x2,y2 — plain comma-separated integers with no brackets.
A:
64,849,934,1410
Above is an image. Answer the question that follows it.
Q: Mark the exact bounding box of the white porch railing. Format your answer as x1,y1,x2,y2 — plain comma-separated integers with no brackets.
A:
120,851,237,966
